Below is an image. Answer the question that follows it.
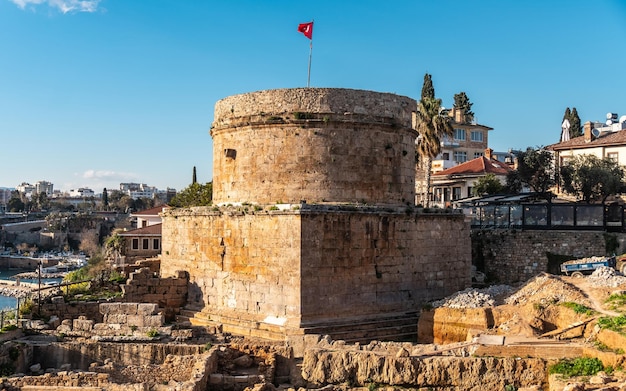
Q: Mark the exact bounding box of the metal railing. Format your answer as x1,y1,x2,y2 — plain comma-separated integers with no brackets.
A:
468,203,625,231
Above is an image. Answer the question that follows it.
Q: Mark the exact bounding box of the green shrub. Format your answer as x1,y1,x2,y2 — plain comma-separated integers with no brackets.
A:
146,328,159,338
561,302,594,315
109,270,127,284
605,293,626,310
548,357,604,377
19,299,33,316
598,315,626,332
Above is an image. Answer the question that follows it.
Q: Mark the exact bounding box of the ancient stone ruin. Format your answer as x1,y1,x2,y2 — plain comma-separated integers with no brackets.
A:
160,87,472,341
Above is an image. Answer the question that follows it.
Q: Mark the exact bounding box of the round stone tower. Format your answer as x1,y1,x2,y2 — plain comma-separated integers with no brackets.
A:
210,88,418,206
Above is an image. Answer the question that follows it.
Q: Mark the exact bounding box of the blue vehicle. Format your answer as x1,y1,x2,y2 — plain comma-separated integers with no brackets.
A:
560,256,616,277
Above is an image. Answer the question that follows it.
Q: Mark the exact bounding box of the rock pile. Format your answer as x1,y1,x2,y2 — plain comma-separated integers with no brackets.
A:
588,266,626,288
430,285,512,308
504,273,592,307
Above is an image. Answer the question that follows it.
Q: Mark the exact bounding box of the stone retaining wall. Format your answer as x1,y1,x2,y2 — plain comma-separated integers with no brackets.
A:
301,348,547,390
472,229,626,283
41,300,103,324
121,268,188,320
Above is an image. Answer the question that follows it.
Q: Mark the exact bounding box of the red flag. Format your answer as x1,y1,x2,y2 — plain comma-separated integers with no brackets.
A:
297,21,313,39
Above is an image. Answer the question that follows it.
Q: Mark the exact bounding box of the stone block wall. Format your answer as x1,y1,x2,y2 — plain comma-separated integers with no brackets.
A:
161,206,471,337
299,210,470,324
472,229,626,283
121,267,188,320
41,300,104,323
211,88,418,206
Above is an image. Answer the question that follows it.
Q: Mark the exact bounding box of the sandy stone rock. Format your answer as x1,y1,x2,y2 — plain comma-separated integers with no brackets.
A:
563,383,585,391
395,347,409,358
590,372,615,384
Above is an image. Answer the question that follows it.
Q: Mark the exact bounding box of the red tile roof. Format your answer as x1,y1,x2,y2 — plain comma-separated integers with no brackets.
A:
433,156,512,177
547,130,626,151
131,205,169,217
118,223,162,236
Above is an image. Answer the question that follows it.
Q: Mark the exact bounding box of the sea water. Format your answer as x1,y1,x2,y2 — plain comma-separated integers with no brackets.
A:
0,268,47,310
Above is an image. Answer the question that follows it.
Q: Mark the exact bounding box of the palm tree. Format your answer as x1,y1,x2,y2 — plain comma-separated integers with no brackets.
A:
416,95,454,207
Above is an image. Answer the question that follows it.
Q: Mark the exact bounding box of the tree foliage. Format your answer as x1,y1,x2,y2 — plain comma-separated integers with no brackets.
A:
570,108,582,138
7,191,25,212
562,107,582,138
505,170,523,194
560,154,624,203
102,188,109,209
415,74,454,207
192,166,197,184
453,91,474,123
421,73,434,100
473,174,504,196
169,182,213,207
516,147,555,195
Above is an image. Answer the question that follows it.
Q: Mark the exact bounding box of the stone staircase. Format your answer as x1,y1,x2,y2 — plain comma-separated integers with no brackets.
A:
300,312,419,344
177,308,419,343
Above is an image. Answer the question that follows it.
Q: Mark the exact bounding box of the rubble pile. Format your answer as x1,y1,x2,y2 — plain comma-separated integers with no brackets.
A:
430,285,512,308
561,256,609,265
588,266,626,288
504,273,592,307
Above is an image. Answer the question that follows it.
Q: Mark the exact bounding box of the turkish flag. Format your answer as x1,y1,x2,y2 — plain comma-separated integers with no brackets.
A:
297,22,313,39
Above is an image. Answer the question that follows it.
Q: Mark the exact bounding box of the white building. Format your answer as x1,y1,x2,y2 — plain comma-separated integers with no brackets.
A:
549,114,626,167
69,188,95,198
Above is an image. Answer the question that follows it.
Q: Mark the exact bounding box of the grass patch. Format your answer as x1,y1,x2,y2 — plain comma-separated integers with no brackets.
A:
597,314,626,333
548,357,604,377
605,293,626,312
561,301,594,315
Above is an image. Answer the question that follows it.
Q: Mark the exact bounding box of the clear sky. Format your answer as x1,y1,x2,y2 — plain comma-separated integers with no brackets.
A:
2,0,625,194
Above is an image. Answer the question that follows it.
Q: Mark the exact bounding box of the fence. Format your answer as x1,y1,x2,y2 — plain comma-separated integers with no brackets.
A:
468,203,625,231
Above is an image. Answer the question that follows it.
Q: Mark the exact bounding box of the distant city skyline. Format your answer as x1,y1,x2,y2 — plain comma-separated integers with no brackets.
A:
2,1,625,192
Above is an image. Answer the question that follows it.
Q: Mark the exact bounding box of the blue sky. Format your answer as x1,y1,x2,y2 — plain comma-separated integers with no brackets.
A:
2,0,625,193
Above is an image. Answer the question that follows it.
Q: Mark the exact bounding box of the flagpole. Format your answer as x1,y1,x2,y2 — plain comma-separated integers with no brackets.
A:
307,39,312,88
307,19,314,87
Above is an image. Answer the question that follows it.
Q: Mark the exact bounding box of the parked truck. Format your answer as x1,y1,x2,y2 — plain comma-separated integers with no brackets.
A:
560,255,626,277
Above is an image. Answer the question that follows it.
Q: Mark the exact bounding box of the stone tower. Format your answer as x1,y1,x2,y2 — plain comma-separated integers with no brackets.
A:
160,88,471,341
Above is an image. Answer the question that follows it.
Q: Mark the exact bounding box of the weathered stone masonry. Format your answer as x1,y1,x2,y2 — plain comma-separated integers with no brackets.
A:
473,229,626,284
211,88,417,206
161,206,470,339
160,88,472,340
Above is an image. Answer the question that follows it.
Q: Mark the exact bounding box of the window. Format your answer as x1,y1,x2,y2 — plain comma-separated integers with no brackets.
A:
474,152,483,159
442,152,450,160
470,131,483,142
454,129,466,141
132,239,139,250
452,187,461,200
454,151,467,163
608,152,618,161
467,186,473,197
143,238,149,250
153,238,160,250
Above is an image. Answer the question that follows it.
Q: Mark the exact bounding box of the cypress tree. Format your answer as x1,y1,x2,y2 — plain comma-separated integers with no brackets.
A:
102,188,109,209
570,108,582,138
421,73,434,100
192,166,197,184
561,107,572,129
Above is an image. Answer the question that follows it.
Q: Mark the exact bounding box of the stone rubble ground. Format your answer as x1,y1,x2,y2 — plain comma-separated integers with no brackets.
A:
587,265,626,288
429,267,626,310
